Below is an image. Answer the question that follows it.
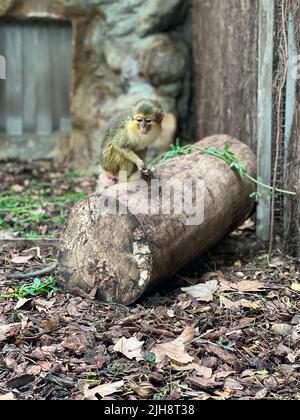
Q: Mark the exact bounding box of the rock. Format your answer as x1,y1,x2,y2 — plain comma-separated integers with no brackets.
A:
157,81,182,97
84,18,106,63
104,37,138,72
108,16,137,37
0,0,15,15
137,0,189,36
140,35,188,86
99,91,176,120
0,0,191,169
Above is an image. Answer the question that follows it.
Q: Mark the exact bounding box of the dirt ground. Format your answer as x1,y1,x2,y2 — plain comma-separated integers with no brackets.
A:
0,162,299,400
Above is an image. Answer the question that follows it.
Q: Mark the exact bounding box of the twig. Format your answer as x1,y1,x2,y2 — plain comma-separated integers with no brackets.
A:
5,262,59,280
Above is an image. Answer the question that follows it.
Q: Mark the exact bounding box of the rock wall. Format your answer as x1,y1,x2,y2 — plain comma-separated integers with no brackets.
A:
0,0,192,170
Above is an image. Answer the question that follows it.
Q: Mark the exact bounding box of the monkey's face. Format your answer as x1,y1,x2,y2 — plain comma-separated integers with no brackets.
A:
132,112,164,136
133,114,154,135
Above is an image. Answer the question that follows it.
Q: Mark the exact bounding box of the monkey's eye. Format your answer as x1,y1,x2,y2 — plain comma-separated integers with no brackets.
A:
146,119,152,124
136,118,143,123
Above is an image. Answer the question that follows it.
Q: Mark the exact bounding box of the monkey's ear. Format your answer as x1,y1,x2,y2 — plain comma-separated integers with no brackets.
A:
156,112,164,124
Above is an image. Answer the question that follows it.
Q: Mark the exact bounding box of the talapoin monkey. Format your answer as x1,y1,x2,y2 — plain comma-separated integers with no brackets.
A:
97,99,164,191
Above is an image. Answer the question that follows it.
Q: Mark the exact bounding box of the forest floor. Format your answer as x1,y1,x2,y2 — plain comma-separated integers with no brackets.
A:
0,161,299,401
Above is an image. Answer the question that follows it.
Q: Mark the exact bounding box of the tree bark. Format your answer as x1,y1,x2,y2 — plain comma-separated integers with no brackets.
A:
284,4,300,257
59,135,256,305
192,0,258,152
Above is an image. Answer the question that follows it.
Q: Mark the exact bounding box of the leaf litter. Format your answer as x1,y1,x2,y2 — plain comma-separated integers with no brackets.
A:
0,161,300,400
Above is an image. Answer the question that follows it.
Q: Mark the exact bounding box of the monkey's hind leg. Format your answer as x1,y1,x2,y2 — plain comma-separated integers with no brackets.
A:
96,169,117,192
118,162,138,183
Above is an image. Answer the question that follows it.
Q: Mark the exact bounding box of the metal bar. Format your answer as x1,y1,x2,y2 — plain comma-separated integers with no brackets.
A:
5,24,23,135
0,20,71,151
284,13,296,150
256,0,275,243
0,26,6,131
23,24,37,133
284,12,297,231
59,24,72,133
34,24,53,135
50,23,72,133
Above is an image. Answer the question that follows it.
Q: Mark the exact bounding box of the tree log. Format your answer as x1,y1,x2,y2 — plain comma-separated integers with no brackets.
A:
59,135,256,305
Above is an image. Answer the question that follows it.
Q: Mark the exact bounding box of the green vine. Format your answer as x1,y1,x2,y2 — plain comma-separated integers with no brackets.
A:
149,140,296,200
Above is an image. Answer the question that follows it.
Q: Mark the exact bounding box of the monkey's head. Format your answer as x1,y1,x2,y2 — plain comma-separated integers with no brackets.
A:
130,99,164,135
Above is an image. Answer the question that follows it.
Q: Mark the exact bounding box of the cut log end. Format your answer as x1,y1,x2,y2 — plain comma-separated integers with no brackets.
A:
59,207,154,305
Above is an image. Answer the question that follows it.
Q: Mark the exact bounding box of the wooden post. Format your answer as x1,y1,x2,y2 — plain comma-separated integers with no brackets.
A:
256,0,274,243
192,0,258,152
284,12,297,232
284,3,300,256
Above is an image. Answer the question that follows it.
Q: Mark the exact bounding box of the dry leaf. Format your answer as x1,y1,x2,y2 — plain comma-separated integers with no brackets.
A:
236,280,266,292
238,299,261,310
84,380,124,400
26,365,42,376
15,298,32,310
255,388,268,399
171,362,212,378
113,336,144,361
152,326,197,367
218,279,237,292
10,254,34,264
187,375,223,390
66,302,80,317
42,314,60,332
287,353,296,363
0,392,15,400
167,309,175,318
0,323,21,343
220,296,238,309
271,323,292,336
128,380,155,398
205,343,237,365
35,298,55,313
291,283,300,292
62,331,89,354
182,280,218,302
38,361,53,372
177,299,192,310
238,219,255,230
224,378,244,391
215,370,235,380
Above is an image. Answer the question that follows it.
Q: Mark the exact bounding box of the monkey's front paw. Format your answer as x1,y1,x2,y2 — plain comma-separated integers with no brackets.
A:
141,167,153,179
137,161,146,172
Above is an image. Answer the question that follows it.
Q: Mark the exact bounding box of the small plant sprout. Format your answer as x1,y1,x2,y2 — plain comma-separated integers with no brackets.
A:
0,276,59,299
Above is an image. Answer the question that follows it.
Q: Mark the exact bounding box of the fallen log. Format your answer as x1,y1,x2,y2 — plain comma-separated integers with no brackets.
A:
59,135,256,305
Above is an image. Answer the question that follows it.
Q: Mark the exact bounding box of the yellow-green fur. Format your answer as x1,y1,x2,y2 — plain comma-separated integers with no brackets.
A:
100,100,163,179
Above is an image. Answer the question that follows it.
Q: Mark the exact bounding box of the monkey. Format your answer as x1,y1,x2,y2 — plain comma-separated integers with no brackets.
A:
97,99,164,191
